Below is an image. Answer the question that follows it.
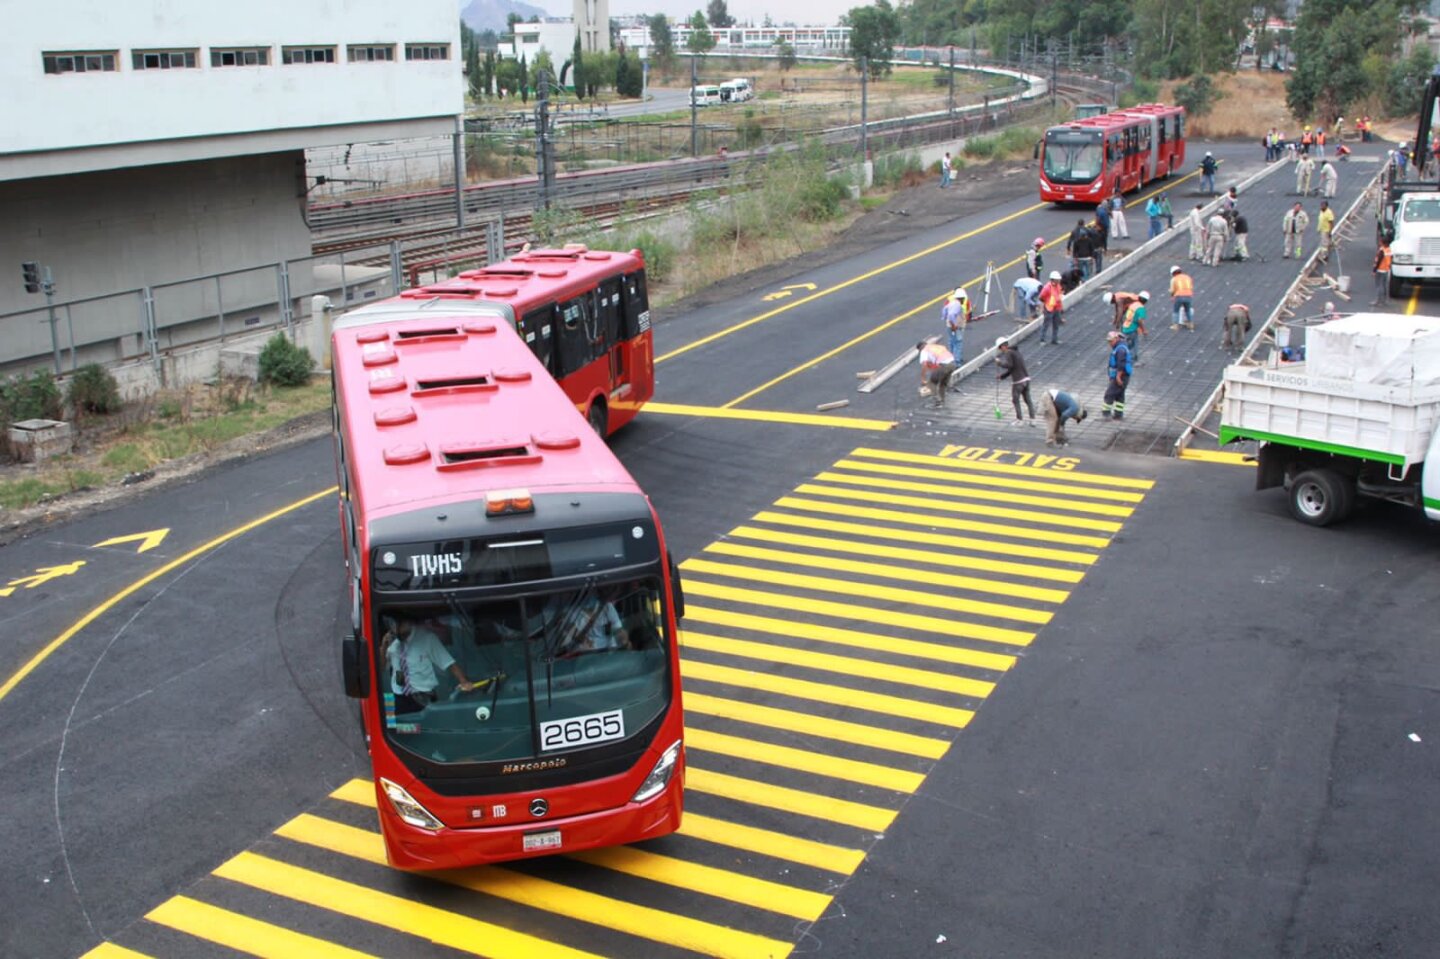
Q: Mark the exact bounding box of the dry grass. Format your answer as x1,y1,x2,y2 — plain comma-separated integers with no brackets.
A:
1163,72,1294,138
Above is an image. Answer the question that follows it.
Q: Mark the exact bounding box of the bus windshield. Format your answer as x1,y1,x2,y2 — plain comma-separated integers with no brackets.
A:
375,578,671,766
1044,133,1104,184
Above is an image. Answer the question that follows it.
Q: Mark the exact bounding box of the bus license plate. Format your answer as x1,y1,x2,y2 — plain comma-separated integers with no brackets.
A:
524,830,562,852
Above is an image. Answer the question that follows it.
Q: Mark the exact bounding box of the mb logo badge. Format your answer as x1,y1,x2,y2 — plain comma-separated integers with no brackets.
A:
529,797,549,818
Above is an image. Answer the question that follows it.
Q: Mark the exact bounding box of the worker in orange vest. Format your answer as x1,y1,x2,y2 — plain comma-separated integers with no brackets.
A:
1169,265,1195,330
1372,239,1392,306
1039,270,1066,345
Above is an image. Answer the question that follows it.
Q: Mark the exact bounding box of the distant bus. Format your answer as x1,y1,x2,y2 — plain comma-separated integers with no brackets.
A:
1039,103,1186,204
690,84,722,106
400,245,654,437
330,293,686,871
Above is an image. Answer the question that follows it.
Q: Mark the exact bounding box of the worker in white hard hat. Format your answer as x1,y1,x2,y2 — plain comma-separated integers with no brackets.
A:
1039,270,1066,345
1200,150,1218,195
940,285,972,359
1103,289,1143,329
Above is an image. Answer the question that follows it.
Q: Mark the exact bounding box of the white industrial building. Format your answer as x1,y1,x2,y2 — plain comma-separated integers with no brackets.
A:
0,0,461,377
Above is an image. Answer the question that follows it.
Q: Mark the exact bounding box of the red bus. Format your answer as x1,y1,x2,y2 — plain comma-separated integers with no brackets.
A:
397,244,653,436
330,302,686,870
1039,104,1186,203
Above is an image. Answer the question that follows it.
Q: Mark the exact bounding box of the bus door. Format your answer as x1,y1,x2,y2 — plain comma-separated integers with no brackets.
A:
1142,118,1158,181
620,270,653,404
517,305,557,376
595,276,625,393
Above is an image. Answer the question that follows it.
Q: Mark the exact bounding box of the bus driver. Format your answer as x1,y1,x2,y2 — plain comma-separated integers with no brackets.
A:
383,617,477,711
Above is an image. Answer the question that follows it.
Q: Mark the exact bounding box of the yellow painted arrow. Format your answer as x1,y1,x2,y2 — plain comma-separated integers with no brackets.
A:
92,529,170,554
761,282,818,302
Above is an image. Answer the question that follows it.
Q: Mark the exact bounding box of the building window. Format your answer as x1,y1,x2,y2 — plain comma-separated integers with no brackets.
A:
404,43,450,61
281,46,336,65
211,47,269,67
347,44,395,62
132,49,198,70
42,51,117,74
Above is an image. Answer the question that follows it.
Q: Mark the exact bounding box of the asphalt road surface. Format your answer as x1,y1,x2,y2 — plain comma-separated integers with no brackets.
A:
2,138,1437,959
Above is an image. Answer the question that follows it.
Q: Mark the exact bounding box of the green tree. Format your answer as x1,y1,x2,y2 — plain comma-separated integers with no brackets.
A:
649,13,676,71
686,12,716,54
616,49,644,97
706,0,734,28
777,39,797,71
1286,0,1407,121
519,54,529,103
483,49,496,98
844,1,902,77
464,26,483,100
1173,73,1221,116
571,36,584,94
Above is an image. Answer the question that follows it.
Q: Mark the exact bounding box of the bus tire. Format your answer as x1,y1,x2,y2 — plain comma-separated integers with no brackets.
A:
587,400,608,437
1288,468,1352,526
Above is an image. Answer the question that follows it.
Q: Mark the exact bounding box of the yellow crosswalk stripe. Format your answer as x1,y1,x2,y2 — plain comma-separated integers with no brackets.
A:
683,658,978,725
146,896,377,958
687,767,897,832
796,483,1123,534
214,849,606,959
274,814,794,959
330,777,373,805
678,812,867,874
816,469,1135,517
774,498,1110,552
686,726,924,792
686,690,950,758
683,558,1053,625
727,523,1084,583
832,457,1147,502
851,447,1156,489
684,579,1036,647
571,846,833,920
684,631,996,697
685,606,1016,672
703,541,1071,604
80,945,154,959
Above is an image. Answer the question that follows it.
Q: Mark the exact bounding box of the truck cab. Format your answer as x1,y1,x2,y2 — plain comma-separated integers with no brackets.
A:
1386,192,1440,297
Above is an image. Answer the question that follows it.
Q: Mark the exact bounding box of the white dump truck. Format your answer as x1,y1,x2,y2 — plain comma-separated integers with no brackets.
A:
1219,313,1440,526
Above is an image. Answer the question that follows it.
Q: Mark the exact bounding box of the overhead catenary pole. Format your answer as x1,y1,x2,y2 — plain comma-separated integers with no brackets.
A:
535,70,555,211
859,57,868,160
453,114,466,229
690,55,698,157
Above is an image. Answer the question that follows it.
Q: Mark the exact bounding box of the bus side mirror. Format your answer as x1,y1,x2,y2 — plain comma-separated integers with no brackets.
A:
1033,141,1040,161
668,553,685,620
342,630,369,698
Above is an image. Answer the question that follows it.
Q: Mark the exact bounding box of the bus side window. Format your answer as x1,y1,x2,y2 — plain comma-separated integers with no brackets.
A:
595,277,623,347
620,270,650,338
555,294,600,376
518,306,557,375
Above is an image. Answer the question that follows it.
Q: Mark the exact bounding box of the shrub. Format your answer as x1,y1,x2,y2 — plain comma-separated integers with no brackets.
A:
257,334,314,387
796,174,851,222
0,370,64,425
66,363,122,415
872,152,924,188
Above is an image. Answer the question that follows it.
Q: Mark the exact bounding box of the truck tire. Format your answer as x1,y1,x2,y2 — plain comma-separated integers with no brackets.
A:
1289,468,1353,526
1389,274,1405,299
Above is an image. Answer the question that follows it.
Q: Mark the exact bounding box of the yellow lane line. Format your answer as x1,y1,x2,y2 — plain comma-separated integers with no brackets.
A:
0,487,337,705
684,606,1016,672
686,767,897,833
854,447,1157,489
815,469,1136,517
682,657,980,724
1407,285,1420,315
146,896,377,959
215,848,607,959
656,201,1048,366
1178,448,1257,466
794,483,1120,537
683,579,1036,647
833,457,1147,502
753,507,1097,568
678,812,868,874
724,524,1082,584
681,558,1052,625
684,727,926,793
274,814,793,959
80,945,154,959
684,629,996,696
571,845,834,921
330,777,374,805
643,401,895,431
684,691,951,759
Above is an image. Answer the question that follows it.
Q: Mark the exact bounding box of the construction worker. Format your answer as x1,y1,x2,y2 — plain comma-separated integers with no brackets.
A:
1102,290,1141,329
1320,161,1338,199
1043,388,1087,447
1012,275,1042,318
941,287,971,358
1039,270,1066,345
1169,265,1195,330
1121,291,1149,363
1295,153,1316,196
1282,202,1310,259
1232,210,1250,261
1199,151,1218,194
1222,303,1251,351
916,341,957,406
994,338,1036,425
1188,204,1206,260
1110,192,1129,239
1025,236,1045,279
1372,238,1392,306
1316,200,1336,261
1205,209,1230,266
1101,330,1132,421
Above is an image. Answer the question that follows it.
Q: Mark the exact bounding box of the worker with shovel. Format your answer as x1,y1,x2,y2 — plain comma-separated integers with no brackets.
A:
994,338,1036,426
1043,389,1087,446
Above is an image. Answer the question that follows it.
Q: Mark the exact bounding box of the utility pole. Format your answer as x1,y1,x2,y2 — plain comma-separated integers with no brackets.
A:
690,55,698,157
947,48,955,118
535,70,555,211
1050,52,1057,107
453,115,466,230
859,57,868,160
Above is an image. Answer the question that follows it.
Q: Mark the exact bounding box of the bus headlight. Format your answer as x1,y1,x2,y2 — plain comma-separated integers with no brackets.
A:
631,740,682,803
380,777,444,831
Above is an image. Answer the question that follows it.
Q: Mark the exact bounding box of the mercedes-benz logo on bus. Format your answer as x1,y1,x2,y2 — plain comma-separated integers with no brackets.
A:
529,797,549,818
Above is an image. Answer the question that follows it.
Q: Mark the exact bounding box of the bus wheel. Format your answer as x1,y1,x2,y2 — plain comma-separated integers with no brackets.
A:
1289,468,1353,526
587,401,608,437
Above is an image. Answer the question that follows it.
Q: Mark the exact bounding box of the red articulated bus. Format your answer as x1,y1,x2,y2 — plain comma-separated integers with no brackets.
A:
394,244,653,437
1039,103,1187,204
330,301,685,871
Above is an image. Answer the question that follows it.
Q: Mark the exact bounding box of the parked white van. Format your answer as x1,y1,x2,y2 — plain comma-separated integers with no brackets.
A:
720,78,753,102
690,85,722,106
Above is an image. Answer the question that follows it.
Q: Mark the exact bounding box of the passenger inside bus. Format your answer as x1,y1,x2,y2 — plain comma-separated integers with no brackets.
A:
382,615,478,712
